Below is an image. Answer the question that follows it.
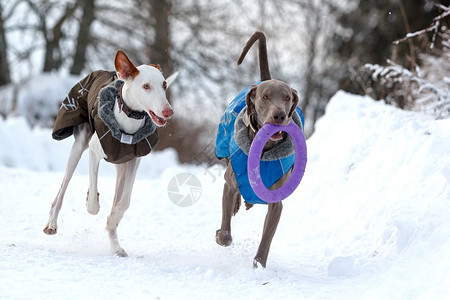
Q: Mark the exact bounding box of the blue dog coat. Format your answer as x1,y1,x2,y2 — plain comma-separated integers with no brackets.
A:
215,84,304,205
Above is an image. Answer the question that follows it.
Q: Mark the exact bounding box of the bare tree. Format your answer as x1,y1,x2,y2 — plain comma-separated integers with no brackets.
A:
0,2,10,86
149,0,172,74
23,0,81,72
300,0,327,135
6,0,384,162
70,0,95,75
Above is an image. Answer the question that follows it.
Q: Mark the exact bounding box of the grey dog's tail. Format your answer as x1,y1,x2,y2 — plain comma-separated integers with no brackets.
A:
237,31,271,81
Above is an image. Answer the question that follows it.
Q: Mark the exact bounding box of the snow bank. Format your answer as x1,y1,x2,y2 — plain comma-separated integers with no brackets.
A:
0,91,449,299
0,73,80,127
284,91,450,297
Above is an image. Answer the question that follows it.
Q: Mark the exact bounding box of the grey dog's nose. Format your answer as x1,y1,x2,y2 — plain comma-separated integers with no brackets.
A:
272,111,286,123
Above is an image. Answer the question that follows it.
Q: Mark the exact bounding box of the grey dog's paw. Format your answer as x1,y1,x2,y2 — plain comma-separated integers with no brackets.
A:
215,229,232,247
253,258,265,269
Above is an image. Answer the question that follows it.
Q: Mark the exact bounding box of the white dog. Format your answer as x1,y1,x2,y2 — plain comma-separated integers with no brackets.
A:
43,50,176,256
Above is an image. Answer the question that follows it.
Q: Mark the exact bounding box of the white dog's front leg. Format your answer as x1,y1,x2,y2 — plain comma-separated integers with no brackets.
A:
107,157,141,257
86,134,106,215
44,124,91,235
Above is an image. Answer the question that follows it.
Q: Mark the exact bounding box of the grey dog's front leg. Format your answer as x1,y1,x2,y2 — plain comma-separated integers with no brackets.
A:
253,201,283,268
216,163,241,247
253,168,290,268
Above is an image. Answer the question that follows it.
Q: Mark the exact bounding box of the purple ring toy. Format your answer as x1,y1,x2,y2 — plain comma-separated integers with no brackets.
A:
247,121,307,203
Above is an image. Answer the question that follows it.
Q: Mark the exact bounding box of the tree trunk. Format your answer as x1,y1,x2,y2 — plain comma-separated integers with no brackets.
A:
147,0,178,154
70,0,95,75
0,4,11,86
42,1,79,72
146,0,205,163
148,0,172,75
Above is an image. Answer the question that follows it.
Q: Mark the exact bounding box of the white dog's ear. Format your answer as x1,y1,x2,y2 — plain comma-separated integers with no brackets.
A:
115,49,139,80
165,71,179,88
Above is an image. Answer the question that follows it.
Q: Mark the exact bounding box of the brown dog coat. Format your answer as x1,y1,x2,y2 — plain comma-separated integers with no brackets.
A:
52,70,159,164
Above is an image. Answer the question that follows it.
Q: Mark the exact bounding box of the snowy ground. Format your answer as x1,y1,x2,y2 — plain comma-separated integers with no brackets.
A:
1,91,449,299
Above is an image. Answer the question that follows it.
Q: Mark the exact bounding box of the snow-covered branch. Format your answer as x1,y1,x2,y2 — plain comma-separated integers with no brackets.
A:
393,4,449,50
363,58,450,119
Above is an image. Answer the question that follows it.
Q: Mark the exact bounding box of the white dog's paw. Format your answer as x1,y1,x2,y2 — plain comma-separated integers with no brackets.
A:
86,190,100,215
43,225,57,235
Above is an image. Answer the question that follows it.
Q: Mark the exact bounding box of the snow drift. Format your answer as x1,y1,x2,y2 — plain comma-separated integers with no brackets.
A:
0,91,449,299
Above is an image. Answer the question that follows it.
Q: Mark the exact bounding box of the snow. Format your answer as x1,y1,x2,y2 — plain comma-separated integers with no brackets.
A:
1,91,450,299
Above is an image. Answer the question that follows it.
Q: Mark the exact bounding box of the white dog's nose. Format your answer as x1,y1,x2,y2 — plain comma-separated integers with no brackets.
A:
162,106,174,119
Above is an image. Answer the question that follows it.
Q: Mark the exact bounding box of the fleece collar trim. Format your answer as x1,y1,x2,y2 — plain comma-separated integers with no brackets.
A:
98,80,157,144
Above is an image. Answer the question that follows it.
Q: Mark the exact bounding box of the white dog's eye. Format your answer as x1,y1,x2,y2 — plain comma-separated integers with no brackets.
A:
163,81,167,91
143,83,151,90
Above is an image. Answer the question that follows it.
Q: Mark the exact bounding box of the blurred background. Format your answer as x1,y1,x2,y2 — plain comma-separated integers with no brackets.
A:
0,0,449,164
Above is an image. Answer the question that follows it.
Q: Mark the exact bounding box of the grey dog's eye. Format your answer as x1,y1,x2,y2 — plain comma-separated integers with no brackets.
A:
263,95,269,100
285,95,291,101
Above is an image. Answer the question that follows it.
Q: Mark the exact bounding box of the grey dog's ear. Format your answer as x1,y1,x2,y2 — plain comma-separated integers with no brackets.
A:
246,85,258,116
288,88,300,117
